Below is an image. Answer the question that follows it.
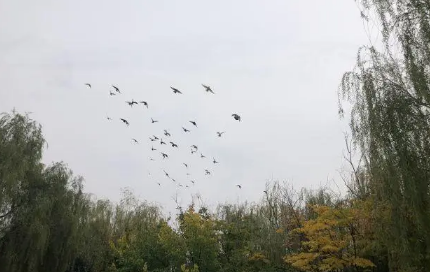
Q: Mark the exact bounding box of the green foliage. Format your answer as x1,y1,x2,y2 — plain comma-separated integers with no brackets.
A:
179,205,221,272
339,0,430,270
181,264,199,272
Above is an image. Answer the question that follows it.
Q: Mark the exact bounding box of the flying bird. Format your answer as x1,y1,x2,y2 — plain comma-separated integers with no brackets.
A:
161,152,169,159
232,114,241,122
151,146,157,151
149,157,154,161
200,153,206,159
189,121,197,127
163,170,170,178
164,130,171,137
236,185,242,189
126,100,138,107
190,180,195,184
213,158,219,164
109,91,116,96
150,137,156,142
151,118,158,123
182,127,190,132
205,169,211,175
170,142,178,148
157,182,161,186
183,163,188,168
107,117,112,121
160,139,166,145
263,190,268,194
140,101,148,108
202,84,214,94
191,145,198,150
112,85,120,93
170,87,182,94
120,118,129,126
85,83,91,88
132,138,139,144
217,131,225,137
153,135,159,140
186,173,191,176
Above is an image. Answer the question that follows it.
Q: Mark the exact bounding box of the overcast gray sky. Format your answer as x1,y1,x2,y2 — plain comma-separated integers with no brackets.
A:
1,0,369,214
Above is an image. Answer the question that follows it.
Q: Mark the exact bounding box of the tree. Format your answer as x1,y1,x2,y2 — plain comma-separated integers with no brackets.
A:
0,111,45,231
338,0,430,270
285,204,375,272
179,205,220,272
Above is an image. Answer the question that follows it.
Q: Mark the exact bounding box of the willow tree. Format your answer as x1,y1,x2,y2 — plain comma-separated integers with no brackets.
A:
338,1,430,270
0,111,91,272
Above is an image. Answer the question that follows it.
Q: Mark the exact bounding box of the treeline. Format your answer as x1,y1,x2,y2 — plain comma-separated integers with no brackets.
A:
2,0,430,271
0,111,379,272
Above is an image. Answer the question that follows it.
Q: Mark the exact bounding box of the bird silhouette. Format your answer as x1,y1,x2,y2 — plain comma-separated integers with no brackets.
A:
232,114,241,121
202,84,214,94
178,183,183,187
85,83,91,88
164,130,171,137
109,91,116,96
160,139,166,145
151,146,157,151
189,121,197,127
161,152,169,159
183,163,188,168
112,85,120,93
217,131,225,137
213,158,219,164
163,170,170,178
150,137,156,142
186,173,191,176
126,100,138,107
182,127,190,132
200,153,206,159
120,118,129,126
186,185,189,188
153,135,159,140
107,116,112,120
132,138,139,144
157,182,161,186
151,118,158,123
140,101,148,108
149,157,154,161
237,185,242,189
263,190,268,194
205,169,211,175
190,180,195,184
191,150,196,154
191,145,198,150
170,87,182,94
170,142,178,148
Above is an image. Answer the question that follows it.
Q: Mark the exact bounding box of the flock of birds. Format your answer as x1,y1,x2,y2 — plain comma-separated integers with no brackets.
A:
84,83,244,191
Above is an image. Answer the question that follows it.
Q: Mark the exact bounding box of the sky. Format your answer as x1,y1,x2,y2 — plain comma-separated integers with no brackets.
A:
0,0,370,215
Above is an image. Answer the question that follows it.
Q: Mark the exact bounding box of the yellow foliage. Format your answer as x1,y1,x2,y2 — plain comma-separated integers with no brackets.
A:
249,252,270,264
276,228,284,234
284,203,375,272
